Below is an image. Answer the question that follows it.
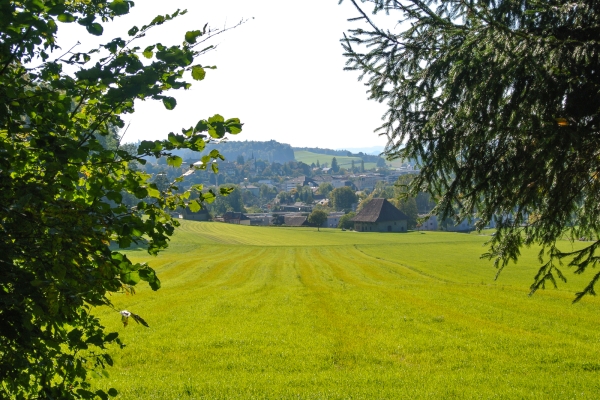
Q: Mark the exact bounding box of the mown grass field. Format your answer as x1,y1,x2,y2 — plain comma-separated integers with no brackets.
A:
294,150,379,170
94,222,600,399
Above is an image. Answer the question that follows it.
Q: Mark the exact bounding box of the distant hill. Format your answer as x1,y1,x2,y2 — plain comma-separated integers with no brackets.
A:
292,146,382,163
294,150,378,170
338,146,384,155
139,138,410,166
166,140,295,163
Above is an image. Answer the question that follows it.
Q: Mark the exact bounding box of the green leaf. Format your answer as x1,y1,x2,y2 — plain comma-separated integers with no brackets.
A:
188,200,201,212
142,45,154,59
211,163,219,173
86,23,104,36
167,155,183,168
109,0,131,16
118,237,132,248
225,118,243,134
208,114,225,123
133,187,148,199
170,132,186,144
105,191,122,203
147,186,161,198
185,30,203,44
57,13,75,23
128,26,139,36
120,271,140,285
195,120,209,133
96,390,109,400
203,191,216,204
162,97,177,110
191,66,206,81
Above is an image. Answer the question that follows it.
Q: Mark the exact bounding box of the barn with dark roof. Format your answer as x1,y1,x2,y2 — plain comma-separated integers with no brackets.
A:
351,198,408,232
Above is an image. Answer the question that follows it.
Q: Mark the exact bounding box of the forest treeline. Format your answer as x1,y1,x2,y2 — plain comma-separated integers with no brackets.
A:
155,140,385,164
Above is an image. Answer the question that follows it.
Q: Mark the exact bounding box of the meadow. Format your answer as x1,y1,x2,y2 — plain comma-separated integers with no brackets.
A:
294,150,379,170
94,222,600,399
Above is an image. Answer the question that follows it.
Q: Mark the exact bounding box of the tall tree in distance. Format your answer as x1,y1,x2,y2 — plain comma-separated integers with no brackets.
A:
331,157,340,173
342,0,600,301
308,209,329,231
0,1,243,398
331,186,358,211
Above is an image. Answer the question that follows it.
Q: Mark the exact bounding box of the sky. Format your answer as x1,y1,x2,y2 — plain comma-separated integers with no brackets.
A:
58,0,392,151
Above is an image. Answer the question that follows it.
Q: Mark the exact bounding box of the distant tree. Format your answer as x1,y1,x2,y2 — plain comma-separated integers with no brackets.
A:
360,159,365,172
331,186,358,211
318,182,334,197
259,184,277,201
308,209,329,231
331,157,340,173
153,172,170,192
316,160,320,168
395,175,419,228
237,155,245,165
397,198,418,229
272,214,285,225
416,191,436,214
338,212,356,229
376,157,386,168
277,191,294,205
211,186,245,214
351,159,355,171
356,192,374,213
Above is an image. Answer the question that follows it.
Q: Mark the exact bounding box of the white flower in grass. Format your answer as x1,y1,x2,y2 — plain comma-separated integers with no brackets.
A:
119,310,149,328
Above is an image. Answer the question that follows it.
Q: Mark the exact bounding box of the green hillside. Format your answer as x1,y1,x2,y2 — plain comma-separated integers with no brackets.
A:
94,222,600,399
294,150,378,170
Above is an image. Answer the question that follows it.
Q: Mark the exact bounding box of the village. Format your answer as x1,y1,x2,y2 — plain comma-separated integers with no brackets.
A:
160,147,484,232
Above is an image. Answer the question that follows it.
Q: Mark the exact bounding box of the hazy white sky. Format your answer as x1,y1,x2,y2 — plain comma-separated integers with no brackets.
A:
58,0,391,150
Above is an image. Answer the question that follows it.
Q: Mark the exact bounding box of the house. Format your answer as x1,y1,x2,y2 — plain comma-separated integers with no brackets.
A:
322,212,345,228
284,215,309,227
352,198,408,232
445,218,475,232
247,214,273,226
354,174,381,191
386,169,414,184
280,202,313,212
222,211,251,225
181,207,209,221
240,184,260,197
417,214,438,231
282,176,317,191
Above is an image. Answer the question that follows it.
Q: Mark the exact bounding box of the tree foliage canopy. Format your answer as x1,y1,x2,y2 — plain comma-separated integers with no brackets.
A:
308,209,329,231
343,0,600,300
331,186,358,211
0,1,242,398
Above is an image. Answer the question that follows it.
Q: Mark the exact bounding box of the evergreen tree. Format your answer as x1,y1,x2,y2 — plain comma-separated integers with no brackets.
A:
331,157,340,173
343,0,600,300
360,159,365,173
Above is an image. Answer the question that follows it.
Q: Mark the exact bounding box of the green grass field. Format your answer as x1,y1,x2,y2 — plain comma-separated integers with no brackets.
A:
94,222,600,399
294,150,379,170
